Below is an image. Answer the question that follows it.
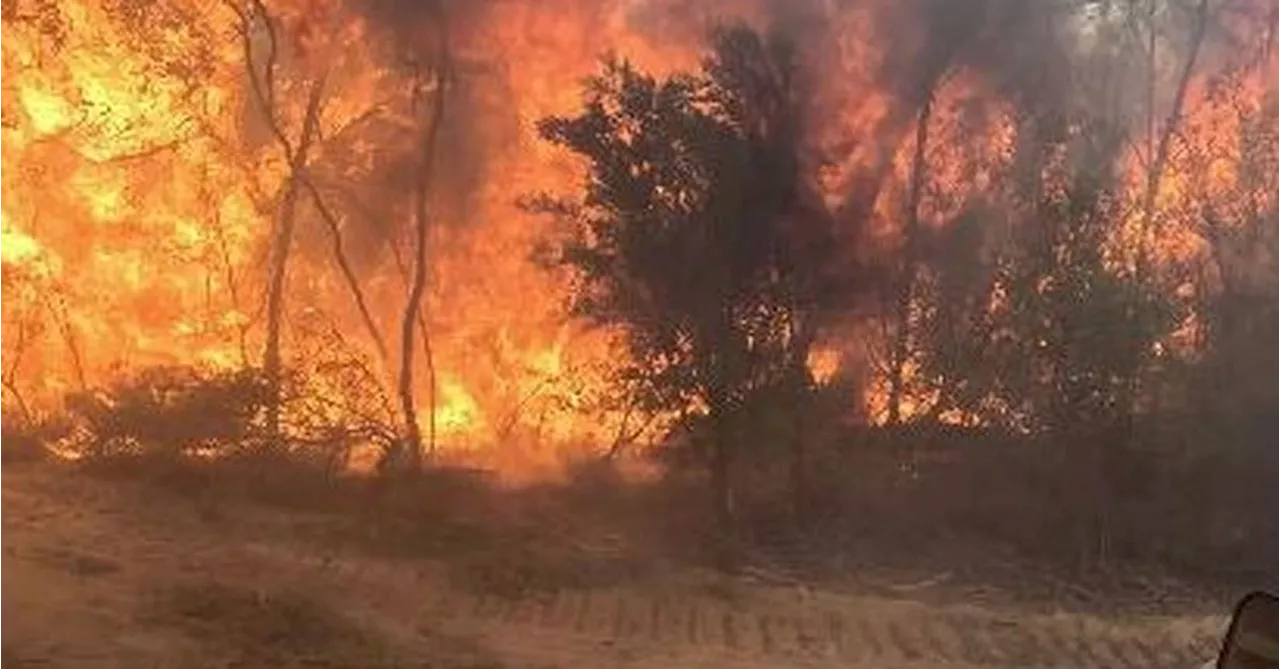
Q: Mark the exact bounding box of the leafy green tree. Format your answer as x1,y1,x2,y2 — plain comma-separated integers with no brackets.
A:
529,25,840,529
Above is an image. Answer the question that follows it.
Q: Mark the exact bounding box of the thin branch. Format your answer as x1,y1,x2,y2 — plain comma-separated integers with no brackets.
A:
45,293,87,392
887,82,938,425
230,0,293,161
312,177,439,451
314,311,398,423
298,172,391,366
495,377,553,443
396,11,452,467
231,0,330,444
2,317,34,423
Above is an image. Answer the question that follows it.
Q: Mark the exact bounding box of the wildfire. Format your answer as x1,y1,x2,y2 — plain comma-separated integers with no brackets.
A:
0,0,714,479
1,0,1272,477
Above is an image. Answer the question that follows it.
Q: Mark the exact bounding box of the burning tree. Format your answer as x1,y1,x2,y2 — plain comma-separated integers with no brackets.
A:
531,25,845,527
918,120,1179,436
219,0,455,468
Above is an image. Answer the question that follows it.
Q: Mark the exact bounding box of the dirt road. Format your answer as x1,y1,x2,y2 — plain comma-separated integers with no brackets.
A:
2,464,1228,668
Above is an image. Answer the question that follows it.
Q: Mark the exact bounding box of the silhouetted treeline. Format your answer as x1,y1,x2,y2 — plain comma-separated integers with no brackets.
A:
531,15,1276,571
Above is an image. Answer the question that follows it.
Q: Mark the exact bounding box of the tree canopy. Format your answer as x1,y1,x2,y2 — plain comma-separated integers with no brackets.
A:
530,25,847,523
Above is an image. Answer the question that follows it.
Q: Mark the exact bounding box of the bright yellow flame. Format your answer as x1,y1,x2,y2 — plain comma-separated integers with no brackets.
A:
807,347,840,384
432,378,483,437
1,222,43,265
18,86,78,135
1,0,1271,480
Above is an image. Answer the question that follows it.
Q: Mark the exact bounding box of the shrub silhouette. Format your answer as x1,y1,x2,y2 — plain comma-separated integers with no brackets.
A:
65,365,270,459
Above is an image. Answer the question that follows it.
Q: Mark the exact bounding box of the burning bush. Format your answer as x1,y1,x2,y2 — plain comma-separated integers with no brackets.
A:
64,365,272,460
60,347,404,478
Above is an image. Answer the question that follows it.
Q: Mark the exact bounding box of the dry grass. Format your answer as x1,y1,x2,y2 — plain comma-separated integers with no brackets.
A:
1,420,53,464
69,449,649,604
341,470,654,600
2,459,1236,669
147,580,399,668
82,440,1270,611
141,578,510,669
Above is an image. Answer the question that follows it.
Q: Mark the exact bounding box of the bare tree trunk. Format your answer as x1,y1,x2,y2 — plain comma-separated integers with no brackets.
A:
396,35,450,472
47,294,86,392
704,301,740,573
210,202,252,367
1093,0,1210,567
787,313,819,529
708,392,736,572
320,185,438,461
231,0,330,449
261,80,326,448
422,317,437,459
1137,0,1210,276
301,180,390,366
396,172,429,471
386,233,440,460
886,87,936,425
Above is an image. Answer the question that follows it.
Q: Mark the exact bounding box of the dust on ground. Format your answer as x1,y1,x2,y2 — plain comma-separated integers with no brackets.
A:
2,461,1232,669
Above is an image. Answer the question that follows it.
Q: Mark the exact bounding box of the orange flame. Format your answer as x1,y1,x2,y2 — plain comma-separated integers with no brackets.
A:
2,0,1274,476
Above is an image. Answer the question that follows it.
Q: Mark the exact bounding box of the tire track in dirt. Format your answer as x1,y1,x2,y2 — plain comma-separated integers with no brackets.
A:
421,585,1226,668
229,533,1226,669
250,547,1226,669
4,468,1228,669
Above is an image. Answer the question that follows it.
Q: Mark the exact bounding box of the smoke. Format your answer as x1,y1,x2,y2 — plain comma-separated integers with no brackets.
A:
351,1,1074,249
352,0,447,22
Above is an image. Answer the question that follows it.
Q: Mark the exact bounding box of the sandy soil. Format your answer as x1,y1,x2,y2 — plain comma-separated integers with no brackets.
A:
2,463,1231,668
